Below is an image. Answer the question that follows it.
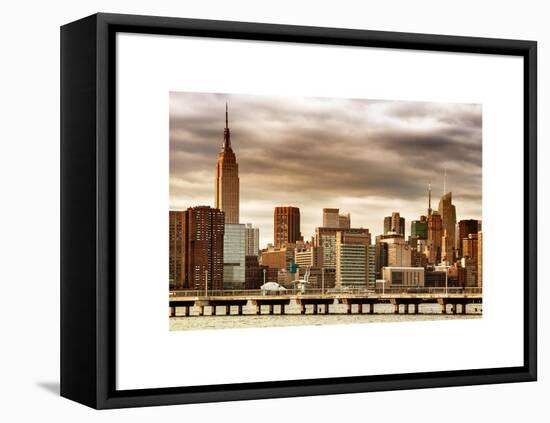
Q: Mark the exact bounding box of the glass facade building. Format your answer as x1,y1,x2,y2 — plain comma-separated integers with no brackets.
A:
223,223,246,289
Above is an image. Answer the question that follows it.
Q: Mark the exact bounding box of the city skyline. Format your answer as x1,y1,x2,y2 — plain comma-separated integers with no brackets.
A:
170,92,482,249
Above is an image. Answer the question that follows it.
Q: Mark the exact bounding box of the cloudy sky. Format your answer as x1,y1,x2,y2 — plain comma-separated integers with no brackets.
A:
170,92,482,248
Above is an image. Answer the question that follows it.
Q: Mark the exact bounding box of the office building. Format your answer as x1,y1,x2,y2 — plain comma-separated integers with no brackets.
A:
411,216,428,240
244,223,259,256
335,231,371,288
384,212,405,236
223,223,246,289
274,206,302,247
457,219,479,258
428,211,442,264
438,192,457,262
322,208,339,227
382,267,425,288
169,206,225,290
316,227,371,269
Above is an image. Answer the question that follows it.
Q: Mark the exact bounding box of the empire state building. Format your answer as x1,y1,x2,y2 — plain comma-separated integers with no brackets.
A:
215,103,240,224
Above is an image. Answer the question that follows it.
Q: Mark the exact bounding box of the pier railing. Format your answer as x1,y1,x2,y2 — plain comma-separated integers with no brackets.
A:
170,287,482,297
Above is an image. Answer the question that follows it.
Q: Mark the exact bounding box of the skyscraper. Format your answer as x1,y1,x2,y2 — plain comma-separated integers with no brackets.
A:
323,208,351,229
383,212,405,236
457,219,479,258
411,215,428,240
335,231,370,288
338,212,351,229
438,192,457,263
274,206,302,247
223,223,246,289
215,103,240,224
428,211,442,264
322,208,339,227
169,206,225,290
244,223,260,256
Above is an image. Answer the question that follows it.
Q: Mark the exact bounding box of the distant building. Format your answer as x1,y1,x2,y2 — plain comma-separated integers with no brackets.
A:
223,223,246,289
457,219,479,258
274,206,302,247
477,231,483,287
374,241,388,279
366,245,377,288
382,267,425,288
322,208,340,228
316,227,371,269
294,246,324,268
169,207,225,290
460,257,478,287
384,212,405,236
439,192,457,263
335,230,371,288
260,244,295,270
424,270,447,287
411,216,428,240
387,242,411,267
376,232,405,244
323,208,351,229
462,233,479,260
427,211,442,264
338,213,351,229
244,223,259,256
245,255,278,289
215,104,240,224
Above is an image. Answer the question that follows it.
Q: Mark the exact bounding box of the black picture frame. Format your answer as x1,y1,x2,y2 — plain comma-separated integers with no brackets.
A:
60,12,537,409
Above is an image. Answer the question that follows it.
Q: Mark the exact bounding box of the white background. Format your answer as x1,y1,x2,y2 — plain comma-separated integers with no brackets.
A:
117,34,523,389
0,0,547,421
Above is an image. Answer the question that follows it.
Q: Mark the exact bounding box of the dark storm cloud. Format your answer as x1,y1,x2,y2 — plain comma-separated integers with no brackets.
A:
169,92,482,246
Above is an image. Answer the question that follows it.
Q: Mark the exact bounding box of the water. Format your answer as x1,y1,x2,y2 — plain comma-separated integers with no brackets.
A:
170,302,482,331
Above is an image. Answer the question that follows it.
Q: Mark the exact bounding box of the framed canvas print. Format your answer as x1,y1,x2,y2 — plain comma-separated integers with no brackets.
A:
60,13,537,409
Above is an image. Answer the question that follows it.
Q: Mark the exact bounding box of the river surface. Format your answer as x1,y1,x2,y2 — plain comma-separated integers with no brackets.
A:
170,302,482,331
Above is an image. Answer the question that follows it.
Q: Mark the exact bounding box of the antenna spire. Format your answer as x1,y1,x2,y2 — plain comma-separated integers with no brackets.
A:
223,102,231,149
428,182,432,216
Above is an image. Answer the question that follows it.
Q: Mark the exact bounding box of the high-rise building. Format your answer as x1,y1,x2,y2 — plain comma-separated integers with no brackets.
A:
244,223,259,256
387,242,411,267
411,216,428,240
374,241,388,279
477,231,483,287
215,104,240,224
462,232,479,260
322,208,339,228
335,231,370,288
315,227,371,269
260,244,295,270
457,219,479,258
438,192,457,262
366,245,377,288
323,208,351,228
274,206,302,247
223,223,246,289
338,213,351,229
294,246,324,268
427,211,442,264
384,212,405,236
169,210,185,288
169,207,225,290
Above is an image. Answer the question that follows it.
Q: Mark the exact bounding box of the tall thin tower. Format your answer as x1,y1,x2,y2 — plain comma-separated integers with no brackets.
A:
215,103,240,224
